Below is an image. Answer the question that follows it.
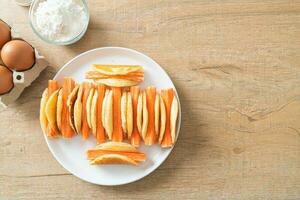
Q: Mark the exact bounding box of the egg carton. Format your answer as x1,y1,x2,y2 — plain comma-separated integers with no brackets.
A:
0,23,48,109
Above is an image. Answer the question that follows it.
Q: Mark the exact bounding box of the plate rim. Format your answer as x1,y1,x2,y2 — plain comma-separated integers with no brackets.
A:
44,46,182,186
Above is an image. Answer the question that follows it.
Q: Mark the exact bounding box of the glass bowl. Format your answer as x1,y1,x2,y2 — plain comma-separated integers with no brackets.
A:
29,0,89,45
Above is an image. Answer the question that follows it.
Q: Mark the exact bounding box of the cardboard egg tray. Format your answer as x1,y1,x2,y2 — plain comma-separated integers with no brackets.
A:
0,21,48,109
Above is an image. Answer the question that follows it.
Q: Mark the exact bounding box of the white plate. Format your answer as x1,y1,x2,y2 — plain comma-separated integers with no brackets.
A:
45,47,181,186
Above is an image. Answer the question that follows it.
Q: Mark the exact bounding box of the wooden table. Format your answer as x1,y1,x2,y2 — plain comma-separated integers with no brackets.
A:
1,0,300,199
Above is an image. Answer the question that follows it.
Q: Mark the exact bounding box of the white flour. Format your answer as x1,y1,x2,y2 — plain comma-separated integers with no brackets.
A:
34,0,87,42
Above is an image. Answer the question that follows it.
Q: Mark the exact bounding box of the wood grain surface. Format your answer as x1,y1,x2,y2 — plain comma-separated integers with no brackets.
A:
1,0,300,199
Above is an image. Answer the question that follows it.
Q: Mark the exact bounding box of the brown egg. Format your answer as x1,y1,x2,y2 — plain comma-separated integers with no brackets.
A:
1,40,35,71
0,20,11,49
0,65,13,94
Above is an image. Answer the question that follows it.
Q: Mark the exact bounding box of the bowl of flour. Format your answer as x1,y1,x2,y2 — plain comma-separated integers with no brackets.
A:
29,0,89,45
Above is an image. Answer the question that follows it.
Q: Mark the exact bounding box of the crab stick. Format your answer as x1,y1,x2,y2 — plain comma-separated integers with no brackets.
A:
61,78,75,138
129,86,141,146
47,80,59,137
112,87,123,142
96,84,106,143
81,82,92,140
87,150,146,162
161,89,174,148
144,86,156,145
